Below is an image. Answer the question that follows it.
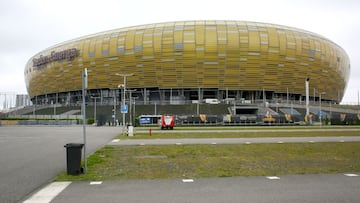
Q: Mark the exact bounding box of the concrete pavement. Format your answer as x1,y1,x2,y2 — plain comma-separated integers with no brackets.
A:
49,173,360,203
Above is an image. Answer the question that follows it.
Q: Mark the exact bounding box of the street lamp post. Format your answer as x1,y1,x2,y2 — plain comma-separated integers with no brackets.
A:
91,96,100,125
127,90,136,126
113,92,116,126
115,73,134,135
305,77,310,124
82,68,88,173
319,92,326,128
132,96,138,126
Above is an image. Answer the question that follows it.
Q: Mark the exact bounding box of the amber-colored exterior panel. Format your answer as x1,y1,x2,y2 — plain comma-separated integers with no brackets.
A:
25,20,350,102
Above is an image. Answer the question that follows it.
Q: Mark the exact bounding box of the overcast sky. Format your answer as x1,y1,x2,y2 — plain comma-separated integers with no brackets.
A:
0,0,359,104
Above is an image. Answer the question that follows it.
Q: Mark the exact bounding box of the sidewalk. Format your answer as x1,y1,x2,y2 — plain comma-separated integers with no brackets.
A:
27,173,360,203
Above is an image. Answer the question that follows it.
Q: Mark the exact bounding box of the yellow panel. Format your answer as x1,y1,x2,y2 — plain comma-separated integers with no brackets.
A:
195,25,205,45
125,30,135,50
174,30,183,43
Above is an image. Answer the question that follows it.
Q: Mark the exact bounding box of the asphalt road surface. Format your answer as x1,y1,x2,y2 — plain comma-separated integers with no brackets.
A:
51,173,360,203
0,126,119,203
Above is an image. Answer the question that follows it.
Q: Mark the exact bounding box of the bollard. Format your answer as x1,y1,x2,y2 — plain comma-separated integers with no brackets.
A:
128,126,134,136
149,128,152,136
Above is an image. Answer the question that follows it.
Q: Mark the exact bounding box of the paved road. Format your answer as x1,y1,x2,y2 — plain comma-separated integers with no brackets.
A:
109,136,360,146
51,173,360,203
0,126,120,203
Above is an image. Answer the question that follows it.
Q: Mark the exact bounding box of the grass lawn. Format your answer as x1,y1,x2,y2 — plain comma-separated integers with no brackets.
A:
118,129,360,139
56,142,360,181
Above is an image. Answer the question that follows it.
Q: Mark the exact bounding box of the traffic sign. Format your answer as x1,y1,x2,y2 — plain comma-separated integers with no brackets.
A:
121,105,128,113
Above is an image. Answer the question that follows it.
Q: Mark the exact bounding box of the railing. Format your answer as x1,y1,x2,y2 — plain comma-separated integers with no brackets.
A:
7,114,82,120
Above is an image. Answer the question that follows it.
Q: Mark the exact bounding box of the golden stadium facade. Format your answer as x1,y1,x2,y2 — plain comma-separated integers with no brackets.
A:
25,20,350,105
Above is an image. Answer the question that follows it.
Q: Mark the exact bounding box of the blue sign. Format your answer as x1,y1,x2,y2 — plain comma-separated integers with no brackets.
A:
139,117,151,124
121,105,128,113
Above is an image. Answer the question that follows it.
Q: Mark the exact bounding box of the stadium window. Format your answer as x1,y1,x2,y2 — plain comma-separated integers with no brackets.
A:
102,50,109,56
248,25,257,30
174,43,183,49
111,32,119,38
117,46,125,53
309,49,316,57
175,25,184,30
135,46,142,52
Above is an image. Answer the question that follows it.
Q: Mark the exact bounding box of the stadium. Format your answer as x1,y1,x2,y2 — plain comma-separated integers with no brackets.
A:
23,20,355,125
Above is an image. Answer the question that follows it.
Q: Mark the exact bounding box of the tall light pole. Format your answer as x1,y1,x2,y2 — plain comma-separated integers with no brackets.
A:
319,92,326,127
305,77,310,124
115,73,134,135
113,92,116,126
82,68,88,173
127,90,136,126
91,96,100,125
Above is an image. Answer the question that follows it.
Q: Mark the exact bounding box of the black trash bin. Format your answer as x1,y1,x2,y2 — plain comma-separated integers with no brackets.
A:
64,143,84,175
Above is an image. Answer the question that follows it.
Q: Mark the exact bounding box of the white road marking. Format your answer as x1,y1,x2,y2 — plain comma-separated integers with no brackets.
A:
277,141,284,144
211,142,217,145
23,181,71,203
111,139,120,143
90,181,103,185
266,176,280,180
245,142,251,144
309,141,315,143
344,174,359,177
175,143,182,145
339,140,345,142
139,143,146,146
182,179,194,183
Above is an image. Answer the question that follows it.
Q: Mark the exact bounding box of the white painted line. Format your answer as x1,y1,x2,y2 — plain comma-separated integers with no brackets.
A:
344,174,359,177
90,181,103,185
309,141,315,143
277,141,284,144
339,140,345,142
266,176,280,180
23,181,71,203
211,142,217,145
175,143,182,145
139,143,146,146
182,179,194,183
111,139,120,143
245,142,251,144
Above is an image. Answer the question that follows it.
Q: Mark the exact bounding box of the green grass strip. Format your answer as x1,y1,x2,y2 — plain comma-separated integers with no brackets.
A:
56,142,360,181
118,130,360,139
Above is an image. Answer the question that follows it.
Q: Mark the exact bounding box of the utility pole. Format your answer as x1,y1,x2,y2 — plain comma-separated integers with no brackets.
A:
113,92,116,126
82,68,88,173
305,77,310,124
115,73,134,135
319,92,326,128
91,96,100,125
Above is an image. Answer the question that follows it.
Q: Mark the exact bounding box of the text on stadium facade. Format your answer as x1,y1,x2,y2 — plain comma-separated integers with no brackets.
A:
33,48,78,67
